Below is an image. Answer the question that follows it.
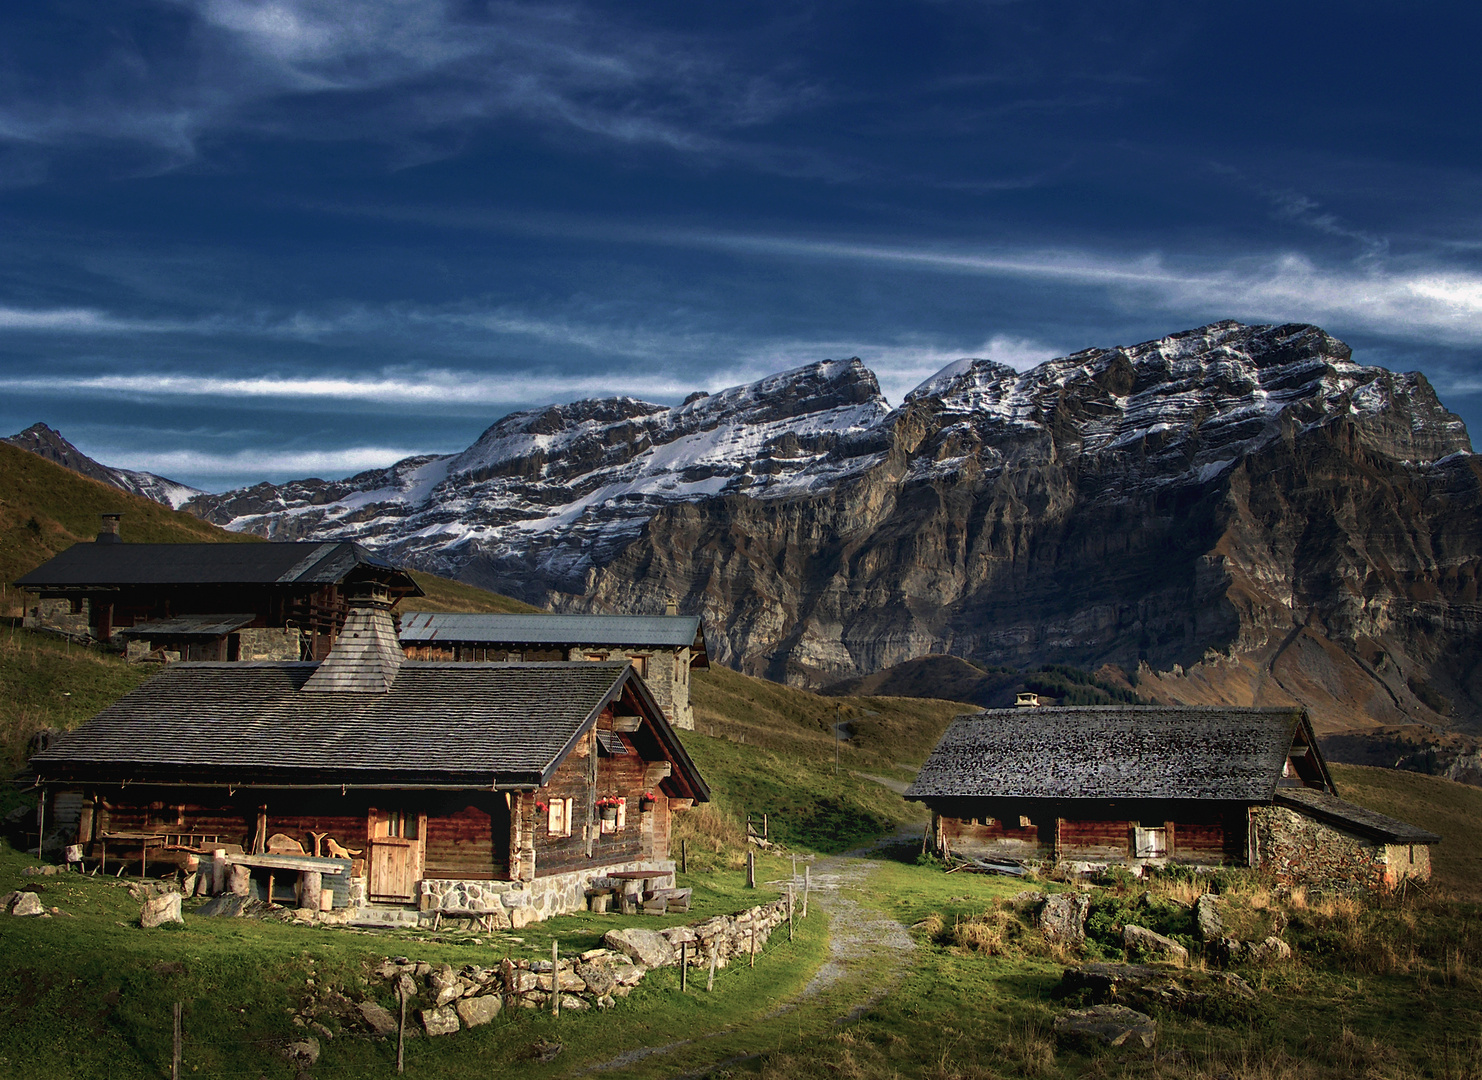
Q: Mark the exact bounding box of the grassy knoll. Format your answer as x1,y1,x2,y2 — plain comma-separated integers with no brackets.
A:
401,570,541,613
738,842,1482,1080
1331,761,1482,899
0,839,826,1080
0,442,253,614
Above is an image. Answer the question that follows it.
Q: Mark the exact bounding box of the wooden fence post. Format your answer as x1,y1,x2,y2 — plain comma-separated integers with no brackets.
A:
763,813,768,842
680,942,687,992
707,941,717,992
750,925,756,968
681,838,687,875
803,865,810,918
552,941,560,1016
788,882,794,942
171,1002,181,1080
746,850,755,889
397,983,406,1075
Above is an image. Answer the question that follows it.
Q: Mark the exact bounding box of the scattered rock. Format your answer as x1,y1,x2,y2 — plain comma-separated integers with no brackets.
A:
559,994,589,1012
455,995,502,1029
1248,936,1292,963
397,973,418,1002
1122,923,1188,965
1054,1004,1157,1049
420,1006,460,1037
428,965,461,1008
1195,894,1223,941
357,1001,398,1037
1037,892,1091,946
280,1037,320,1067
576,961,618,996
603,927,675,969
10,892,44,918
1056,963,1259,1024
140,893,183,928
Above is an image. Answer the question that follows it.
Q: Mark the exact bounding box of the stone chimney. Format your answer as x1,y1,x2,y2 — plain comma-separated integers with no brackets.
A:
96,514,122,544
665,596,678,616
302,582,403,693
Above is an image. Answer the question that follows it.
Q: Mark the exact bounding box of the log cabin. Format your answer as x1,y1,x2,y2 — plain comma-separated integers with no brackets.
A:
905,705,1439,891
398,609,709,729
28,584,709,924
15,515,421,661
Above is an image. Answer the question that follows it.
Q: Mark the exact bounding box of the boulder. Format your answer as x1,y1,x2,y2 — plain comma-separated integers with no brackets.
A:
197,894,252,918
1054,1004,1157,1049
1248,936,1292,963
1056,962,1258,1022
1195,894,1223,941
455,995,502,1029
1036,892,1091,946
1122,923,1188,966
603,927,675,969
140,893,183,928
10,892,44,918
419,1006,460,1037
358,1000,398,1036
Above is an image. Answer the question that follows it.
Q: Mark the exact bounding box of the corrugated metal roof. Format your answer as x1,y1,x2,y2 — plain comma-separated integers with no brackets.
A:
1274,788,1441,844
399,612,706,651
904,705,1309,802
116,614,256,638
14,541,419,592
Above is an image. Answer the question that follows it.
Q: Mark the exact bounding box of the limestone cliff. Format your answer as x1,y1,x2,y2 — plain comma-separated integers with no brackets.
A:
184,322,1482,733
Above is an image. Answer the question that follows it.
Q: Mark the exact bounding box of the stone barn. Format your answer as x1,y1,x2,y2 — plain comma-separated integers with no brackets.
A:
398,611,709,730
29,585,709,925
906,705,1438,891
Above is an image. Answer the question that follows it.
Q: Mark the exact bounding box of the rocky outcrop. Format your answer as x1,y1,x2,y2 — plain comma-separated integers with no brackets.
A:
182,323,1482,731
5,423,201,508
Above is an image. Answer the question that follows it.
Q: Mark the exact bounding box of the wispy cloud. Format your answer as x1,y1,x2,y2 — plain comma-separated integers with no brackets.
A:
0,1,811,170
102,444,427,479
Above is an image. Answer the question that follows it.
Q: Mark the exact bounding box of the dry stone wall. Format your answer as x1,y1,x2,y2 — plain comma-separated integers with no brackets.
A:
1250,806,1389,891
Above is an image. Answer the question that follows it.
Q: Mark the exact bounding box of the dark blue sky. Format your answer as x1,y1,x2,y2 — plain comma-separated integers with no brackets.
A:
3,0,1481,490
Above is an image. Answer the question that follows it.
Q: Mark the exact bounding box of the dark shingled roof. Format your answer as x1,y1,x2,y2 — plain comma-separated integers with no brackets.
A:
15,540,420,594
115,614,256,637
399,612,708,665
30,660,707,798
1274,788,1441,844
904,705,1310,802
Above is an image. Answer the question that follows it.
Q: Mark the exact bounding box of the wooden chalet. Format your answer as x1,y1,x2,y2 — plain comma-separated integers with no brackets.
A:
399,610,709,729
906,705,1439,891
15,515,420,661
29,585,708,923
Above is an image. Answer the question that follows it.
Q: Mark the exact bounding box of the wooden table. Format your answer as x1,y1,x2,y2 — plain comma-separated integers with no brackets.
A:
225,853,345,909
97,832,166,877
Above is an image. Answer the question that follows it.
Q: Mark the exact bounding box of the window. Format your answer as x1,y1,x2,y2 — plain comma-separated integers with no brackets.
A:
586,654,605,662
1133,825,1167,859
1018,815,1032,829
547,797,574,837
600,798,628,835
629,655,648,677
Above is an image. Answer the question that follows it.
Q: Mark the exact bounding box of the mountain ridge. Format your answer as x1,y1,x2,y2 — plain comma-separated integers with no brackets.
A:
22,321,1482,733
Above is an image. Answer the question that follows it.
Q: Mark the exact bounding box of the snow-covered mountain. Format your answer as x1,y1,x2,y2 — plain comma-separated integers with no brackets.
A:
184,322,1482,732
5,423,203,509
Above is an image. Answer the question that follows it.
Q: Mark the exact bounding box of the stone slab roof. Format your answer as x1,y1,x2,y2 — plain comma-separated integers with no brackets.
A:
30,660,707,798
399,612,708,664
904,705,1310,802
15,540,419,594
1274,788,1441,844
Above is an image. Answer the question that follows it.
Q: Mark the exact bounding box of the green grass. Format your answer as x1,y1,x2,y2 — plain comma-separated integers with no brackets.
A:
0,840,827,1080
401,570,541,614
1331,762,1482,899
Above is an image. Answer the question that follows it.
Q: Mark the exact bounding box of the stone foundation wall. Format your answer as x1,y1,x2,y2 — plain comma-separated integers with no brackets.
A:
25,599,90,639
1251,805,1402,891
238,627,302,660
419,859,676,927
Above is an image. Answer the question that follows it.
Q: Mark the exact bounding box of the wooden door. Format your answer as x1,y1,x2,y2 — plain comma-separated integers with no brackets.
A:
367,809,425,904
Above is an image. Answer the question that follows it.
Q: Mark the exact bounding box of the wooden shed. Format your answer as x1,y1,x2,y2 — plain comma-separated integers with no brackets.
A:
905,705,1438,891
15,518,420,661
29,586,708,923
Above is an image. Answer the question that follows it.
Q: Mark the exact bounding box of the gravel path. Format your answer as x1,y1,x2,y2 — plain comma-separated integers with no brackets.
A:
585,833,919,1077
